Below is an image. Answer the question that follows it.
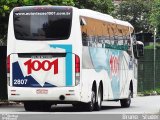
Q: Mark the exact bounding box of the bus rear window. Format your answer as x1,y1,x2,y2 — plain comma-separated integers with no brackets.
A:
13,7,72,40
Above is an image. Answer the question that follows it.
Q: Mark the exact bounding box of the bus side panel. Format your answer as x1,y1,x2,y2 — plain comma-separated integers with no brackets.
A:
81,46,132,101
133,59,138,97
81,47,110,102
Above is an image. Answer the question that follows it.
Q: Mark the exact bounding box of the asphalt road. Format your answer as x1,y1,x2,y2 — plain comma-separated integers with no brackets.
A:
0,96,159,114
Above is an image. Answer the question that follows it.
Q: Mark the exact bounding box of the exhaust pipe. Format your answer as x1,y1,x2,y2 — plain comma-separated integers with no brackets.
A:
59,95,65,101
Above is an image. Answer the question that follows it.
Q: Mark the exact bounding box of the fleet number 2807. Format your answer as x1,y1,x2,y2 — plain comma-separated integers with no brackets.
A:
13,79,28,85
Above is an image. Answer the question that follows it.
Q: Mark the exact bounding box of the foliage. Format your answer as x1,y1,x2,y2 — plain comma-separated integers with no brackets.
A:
150,0,160,37
142,90,153,96
113,0,152,33
155,88,160,95
141,88,160,96
144,43,160,49
74,0,114,14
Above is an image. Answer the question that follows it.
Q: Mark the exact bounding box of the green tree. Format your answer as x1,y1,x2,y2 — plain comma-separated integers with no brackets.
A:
150,0,160,36
74,0,114,14
113,0,152,33
0,0,74,45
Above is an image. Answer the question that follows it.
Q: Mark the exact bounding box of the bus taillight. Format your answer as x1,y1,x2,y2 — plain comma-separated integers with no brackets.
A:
75,55,80,85
7,55,10,73
75,55,80,73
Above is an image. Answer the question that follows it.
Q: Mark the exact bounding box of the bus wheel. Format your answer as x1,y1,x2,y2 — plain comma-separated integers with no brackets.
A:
24,102,36,111
120,90,131,108
42,104,51,112
72,103,84,110
95,87,102,111
85,90,96,111
73,103,81,108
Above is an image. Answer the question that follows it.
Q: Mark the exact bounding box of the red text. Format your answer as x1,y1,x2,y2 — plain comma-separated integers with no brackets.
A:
24,59,58,75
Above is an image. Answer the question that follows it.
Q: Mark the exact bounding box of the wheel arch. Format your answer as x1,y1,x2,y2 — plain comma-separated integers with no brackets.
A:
129,80,133,98
92,80,97,93
99,80,103,101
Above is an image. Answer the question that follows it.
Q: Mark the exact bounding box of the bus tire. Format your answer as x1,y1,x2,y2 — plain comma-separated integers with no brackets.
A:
24,102,36,111
95,86,102,111
42,104,51,112
72,103,81,108
85,90,96,111
72,103,84,110
120,90,131,108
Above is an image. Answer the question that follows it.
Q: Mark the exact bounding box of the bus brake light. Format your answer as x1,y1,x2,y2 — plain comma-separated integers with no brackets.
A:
75,55,80,85
75,55,80,73
7,55,10,73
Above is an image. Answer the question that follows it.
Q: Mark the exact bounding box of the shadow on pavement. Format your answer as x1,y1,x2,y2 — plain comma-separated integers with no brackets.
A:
48,105,122,112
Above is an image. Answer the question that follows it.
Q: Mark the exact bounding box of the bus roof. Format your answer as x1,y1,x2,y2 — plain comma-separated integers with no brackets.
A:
79,9,114,23
79,9,133,29
115,19,134,29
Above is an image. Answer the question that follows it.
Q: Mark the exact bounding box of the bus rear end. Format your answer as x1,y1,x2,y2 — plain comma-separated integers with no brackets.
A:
7,6,82,110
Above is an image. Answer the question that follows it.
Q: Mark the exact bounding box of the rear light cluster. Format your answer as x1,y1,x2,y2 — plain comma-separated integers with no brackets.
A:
7,55,10,73
75,55,80,85
7,55,10,86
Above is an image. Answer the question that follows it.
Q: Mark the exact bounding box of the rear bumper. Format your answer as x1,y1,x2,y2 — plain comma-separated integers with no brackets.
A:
8,85,81,102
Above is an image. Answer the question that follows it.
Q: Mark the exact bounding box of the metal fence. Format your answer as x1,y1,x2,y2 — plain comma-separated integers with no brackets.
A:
138,49,160,92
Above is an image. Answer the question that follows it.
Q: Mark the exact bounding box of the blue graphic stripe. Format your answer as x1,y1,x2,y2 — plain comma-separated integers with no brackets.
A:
66,53,72,86
49,44,72,86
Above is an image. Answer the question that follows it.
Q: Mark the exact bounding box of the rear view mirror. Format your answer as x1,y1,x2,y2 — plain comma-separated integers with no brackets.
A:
133,41,144,59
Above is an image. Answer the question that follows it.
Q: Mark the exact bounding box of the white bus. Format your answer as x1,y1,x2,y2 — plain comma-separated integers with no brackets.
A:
7,6,143,111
